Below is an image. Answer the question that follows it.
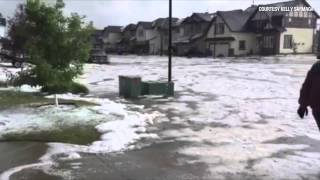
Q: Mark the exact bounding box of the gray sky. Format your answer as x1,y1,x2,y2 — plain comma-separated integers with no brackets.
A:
1,0,320,29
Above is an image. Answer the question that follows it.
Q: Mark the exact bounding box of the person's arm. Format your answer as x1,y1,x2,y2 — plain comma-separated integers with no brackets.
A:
299,69,313,107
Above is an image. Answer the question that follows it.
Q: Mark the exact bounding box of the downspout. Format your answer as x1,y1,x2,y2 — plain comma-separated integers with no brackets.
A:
213,15,217,58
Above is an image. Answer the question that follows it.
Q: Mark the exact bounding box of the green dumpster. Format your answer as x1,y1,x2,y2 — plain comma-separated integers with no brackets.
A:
119,76,142,98
142,81,174,96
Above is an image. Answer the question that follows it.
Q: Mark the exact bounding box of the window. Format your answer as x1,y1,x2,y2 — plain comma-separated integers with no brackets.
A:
138,29,144,37
263,36,274,49
215,23,225,34
284,35,293,49
239,40,246,50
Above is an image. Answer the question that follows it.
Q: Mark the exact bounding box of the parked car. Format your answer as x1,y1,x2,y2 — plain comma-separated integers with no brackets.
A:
0,50,26,68
88,49,109,64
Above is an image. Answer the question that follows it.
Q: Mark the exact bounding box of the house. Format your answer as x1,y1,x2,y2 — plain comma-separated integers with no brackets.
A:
102,26,123,53
88,29,109,64
91,29,104,50
133,21,154,54
118,24,137,54
250,0,319,55
148,17,179,55
173,12,215,56
205,7,258,57
206,0,319,57
0,14,6,50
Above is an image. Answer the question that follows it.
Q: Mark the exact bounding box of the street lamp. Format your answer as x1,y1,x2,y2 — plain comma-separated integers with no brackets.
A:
168,0,172,82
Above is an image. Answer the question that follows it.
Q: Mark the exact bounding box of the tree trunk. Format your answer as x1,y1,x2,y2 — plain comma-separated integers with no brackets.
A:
55,94,59,107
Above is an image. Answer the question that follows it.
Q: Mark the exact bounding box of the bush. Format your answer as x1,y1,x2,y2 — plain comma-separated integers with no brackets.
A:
41,82,89,95
70,82,89,94
0,81,8,87
7,70,38,87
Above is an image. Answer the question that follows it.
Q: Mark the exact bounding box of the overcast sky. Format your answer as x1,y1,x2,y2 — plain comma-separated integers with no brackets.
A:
0,0,319,29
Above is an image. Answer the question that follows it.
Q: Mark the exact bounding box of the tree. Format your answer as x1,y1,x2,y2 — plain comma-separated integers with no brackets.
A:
8,0,94,106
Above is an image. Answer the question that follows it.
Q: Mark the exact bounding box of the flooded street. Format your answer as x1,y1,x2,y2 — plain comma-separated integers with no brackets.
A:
1,55,320,180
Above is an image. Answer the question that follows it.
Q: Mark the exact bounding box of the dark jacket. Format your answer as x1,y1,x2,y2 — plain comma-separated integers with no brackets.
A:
299,61,320,109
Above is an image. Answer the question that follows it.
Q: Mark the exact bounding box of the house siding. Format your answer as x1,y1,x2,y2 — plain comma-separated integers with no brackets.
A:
108,33,122,43
149,34,161,54
149,28,179,55
231,33,258,55
103,31,122,53
136,26,154,42
0,26,5,38
176,37,207,56
279,28,314,54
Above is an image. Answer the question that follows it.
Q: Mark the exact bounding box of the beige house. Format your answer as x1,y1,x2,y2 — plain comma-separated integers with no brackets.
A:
206,8,258,57
251,0,319,55
133,21,154,54
206,0,319,57
102,26,123,53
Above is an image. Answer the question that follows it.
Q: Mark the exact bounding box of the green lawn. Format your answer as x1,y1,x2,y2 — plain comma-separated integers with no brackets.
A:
0,90,96,110
2,125,101,145
0,90,103,145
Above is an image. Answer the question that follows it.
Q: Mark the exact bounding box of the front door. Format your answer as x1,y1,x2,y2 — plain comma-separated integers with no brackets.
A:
261,33,279,55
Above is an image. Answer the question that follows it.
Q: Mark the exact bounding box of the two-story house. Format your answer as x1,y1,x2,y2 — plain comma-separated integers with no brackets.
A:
91,30,104,49
89,29,109,63
149,17,179,55
0,13,6,50
119,24,136,54
206,0,319,57
205,7,258,57
173,12,215,56
249,0,319,55
134,21,154,54
102,26,123,53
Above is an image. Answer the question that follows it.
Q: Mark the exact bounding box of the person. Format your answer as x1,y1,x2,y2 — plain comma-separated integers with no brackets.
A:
298,59,320,130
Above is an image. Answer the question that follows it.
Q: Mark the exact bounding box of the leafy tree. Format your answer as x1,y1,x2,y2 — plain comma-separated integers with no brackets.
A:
8,0,94,106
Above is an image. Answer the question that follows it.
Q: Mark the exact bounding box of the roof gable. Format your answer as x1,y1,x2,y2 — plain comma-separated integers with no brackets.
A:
123,24,137,32
152,17,179,29
103,26,122,33
136,21,153,30
181,12,215,24
217,9,255,32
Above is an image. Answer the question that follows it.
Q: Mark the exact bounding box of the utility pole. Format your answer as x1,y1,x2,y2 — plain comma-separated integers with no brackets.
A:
168,0,172,82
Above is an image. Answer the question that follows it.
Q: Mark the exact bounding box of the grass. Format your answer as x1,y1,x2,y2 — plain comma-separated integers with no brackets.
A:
0,90,102,145
2,125,101,145
0,90,96,110
0,80,8,87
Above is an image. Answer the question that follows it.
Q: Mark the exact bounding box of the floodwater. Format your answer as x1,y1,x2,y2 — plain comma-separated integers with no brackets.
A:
1,55,320,180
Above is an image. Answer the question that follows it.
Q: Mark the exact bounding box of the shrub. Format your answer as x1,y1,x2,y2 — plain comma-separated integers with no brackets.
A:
41,82,89,95
7,70,38,87
70,82,89,94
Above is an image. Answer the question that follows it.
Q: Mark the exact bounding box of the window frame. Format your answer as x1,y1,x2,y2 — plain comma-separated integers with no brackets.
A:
283,35,293,49
239,40,246,51
215,23,225,34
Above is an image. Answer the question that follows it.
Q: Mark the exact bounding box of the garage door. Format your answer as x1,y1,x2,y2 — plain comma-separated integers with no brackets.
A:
215,44,229,57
